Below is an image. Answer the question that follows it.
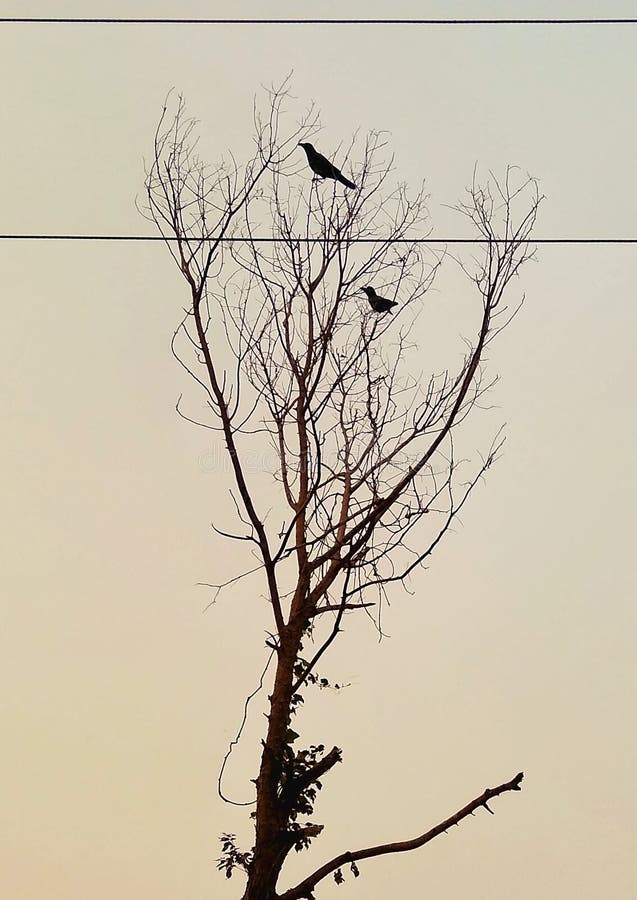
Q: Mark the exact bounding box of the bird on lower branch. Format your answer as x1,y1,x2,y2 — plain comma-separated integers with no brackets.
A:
361,286,398,314
298,142,357,190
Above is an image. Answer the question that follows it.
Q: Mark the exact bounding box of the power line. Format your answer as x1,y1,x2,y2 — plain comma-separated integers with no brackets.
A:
1,17,636,26
0,234,635,245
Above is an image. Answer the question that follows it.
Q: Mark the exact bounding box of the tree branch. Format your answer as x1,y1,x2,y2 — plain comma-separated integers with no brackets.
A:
280,746,342,814
279,772,524,900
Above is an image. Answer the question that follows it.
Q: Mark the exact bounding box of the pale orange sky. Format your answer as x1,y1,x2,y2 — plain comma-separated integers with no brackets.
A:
1,2,636,899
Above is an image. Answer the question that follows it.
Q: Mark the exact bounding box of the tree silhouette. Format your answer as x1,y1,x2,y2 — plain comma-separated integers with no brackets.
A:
143,82,540,900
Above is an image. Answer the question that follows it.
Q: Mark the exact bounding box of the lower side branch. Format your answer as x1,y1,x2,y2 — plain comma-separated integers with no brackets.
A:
279,771,524,900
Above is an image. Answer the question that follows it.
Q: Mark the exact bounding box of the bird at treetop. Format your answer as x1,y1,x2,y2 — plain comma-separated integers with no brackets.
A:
361,286,398,314
298,142,357,190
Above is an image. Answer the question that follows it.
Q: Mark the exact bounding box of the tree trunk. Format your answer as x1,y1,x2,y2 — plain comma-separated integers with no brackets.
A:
243,617,307,900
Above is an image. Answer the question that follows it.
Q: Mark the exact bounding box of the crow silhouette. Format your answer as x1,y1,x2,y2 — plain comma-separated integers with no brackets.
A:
361,286,398,314
298,142,357,190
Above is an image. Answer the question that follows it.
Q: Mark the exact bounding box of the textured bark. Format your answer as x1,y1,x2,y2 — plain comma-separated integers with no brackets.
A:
244,629,302,899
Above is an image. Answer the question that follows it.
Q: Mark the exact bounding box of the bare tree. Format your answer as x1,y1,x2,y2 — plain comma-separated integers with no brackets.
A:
143,82,541,900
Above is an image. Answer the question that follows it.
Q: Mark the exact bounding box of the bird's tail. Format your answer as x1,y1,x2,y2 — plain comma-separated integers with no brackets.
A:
338,173,357,190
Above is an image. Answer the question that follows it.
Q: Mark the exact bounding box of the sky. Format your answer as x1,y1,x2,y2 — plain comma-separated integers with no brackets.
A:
1,1,636,898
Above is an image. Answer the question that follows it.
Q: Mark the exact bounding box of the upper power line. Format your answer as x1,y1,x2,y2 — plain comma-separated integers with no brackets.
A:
0,235,635,245
1,18,636,26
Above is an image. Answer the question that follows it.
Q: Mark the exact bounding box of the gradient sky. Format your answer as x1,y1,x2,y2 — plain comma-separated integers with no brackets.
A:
2,2,636,898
